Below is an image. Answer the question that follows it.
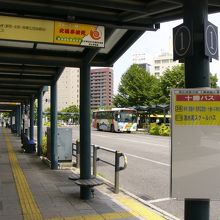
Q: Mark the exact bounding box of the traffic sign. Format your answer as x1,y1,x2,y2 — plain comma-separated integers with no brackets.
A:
205,20,218,60
173,23,193,61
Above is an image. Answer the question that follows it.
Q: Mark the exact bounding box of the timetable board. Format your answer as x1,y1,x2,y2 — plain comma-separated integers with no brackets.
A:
171,88,220,200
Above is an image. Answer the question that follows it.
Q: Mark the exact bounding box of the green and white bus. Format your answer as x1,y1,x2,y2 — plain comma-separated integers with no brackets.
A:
92,108,137,132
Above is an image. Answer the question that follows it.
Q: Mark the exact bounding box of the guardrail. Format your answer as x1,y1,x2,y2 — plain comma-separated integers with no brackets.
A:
72,140,128,193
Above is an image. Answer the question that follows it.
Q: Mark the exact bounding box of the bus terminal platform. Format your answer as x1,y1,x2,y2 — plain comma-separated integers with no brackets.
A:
0,127,168,220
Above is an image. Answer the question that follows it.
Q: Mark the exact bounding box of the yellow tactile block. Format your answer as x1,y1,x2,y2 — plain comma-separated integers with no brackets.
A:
3,129,44,220
118,197,166,220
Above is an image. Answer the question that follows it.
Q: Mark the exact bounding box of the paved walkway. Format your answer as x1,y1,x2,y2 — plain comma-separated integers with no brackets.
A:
0,127,168,220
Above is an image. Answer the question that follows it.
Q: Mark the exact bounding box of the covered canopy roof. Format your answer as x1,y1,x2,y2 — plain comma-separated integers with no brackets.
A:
0,0,219,109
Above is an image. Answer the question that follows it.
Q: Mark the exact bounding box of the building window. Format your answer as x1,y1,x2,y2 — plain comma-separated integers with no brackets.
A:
155,60,160,64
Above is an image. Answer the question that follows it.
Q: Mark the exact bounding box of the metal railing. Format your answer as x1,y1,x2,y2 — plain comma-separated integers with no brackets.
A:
72,140,128,193
72,140,80,168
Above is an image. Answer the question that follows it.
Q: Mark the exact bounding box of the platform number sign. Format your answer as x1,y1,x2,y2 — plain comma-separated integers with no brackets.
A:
205,20,218,60
173,24,193,61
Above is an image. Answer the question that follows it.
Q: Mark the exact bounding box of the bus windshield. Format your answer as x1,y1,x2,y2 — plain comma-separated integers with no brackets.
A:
119,111,137,123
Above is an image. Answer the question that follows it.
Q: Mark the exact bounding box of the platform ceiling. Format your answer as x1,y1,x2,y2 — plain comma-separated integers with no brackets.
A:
0,0,219,107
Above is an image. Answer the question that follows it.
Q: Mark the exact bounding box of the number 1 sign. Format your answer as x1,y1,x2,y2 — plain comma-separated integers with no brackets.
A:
173,23,193,61
205,20,218,60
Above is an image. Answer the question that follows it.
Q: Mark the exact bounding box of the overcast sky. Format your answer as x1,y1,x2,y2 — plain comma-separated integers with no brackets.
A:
112,12,220,94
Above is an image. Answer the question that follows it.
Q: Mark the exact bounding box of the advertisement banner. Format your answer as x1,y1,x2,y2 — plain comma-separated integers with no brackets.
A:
0,16,54,43
54,21,105,47
0,16,105,48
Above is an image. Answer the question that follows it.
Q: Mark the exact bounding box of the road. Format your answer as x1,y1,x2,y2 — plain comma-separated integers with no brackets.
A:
72,127,170,199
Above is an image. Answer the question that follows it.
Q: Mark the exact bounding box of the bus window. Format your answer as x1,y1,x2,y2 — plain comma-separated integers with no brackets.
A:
114,113,119,121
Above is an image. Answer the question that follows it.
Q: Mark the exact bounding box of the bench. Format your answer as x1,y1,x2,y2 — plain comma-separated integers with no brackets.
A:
69,175,103,197
68,173,80,180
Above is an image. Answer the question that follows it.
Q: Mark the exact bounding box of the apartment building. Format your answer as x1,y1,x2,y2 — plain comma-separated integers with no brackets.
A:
43,67,113,110
132,53,152,73
43,68,80,111
90,68,113,109
153,52,179,77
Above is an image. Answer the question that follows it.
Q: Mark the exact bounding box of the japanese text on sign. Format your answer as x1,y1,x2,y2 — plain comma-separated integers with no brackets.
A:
174,90,220,125
0,15,105,48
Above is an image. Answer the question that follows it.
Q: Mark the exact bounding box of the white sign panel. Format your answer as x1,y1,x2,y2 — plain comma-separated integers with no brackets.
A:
171,88,220,200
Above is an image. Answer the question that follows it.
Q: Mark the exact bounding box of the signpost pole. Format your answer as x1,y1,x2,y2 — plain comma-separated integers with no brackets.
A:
79,62,91,200
51,81,58,170
184,0,210,88
183,0,210,219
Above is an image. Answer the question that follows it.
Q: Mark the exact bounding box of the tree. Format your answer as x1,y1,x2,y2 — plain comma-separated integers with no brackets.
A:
60,105,79,123
113,64,159,107
158,64,218,104
44,107,51,121
159,64,185,104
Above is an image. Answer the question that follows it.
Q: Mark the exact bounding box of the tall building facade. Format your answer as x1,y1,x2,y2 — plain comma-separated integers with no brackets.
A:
132,53,152,73
43,68,80,111
153,52,179,77
90,68,113,109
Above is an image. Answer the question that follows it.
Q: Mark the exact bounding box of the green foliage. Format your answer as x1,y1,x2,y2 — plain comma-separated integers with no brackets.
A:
34,100,38,122
2,112,10,119
149,123,170,136
44,107,51,121
210,73,218,88
159,64,185,104
159,124,170,136
113,64,160,107
60,105,79,123
41,136,47,157
155,64,218,104
149,123,160,135
43,122,62,127
44,122,50,127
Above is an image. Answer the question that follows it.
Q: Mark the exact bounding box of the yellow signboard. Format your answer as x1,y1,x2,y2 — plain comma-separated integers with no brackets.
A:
54,21,104,47
0,16,105,48
173,90,220,126
0,16,54,43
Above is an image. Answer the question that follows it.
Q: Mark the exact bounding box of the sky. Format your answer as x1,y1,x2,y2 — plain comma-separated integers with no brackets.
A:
112,12,220,94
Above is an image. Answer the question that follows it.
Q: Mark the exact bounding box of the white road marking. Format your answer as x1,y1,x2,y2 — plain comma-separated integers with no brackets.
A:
92,134,169,148
147,197,175,204
125,152,170,167
117,137,169,148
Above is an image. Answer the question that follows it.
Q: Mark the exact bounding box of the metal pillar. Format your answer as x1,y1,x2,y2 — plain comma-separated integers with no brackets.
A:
29,96,34,141
17,105,21,136
24,103,28,136
21,104,24,135
37,90,43,156
80,62,91,199
10,113,12,132
183,0,210,219
184,0,210,88
51,82,58,169
15,107,18,133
